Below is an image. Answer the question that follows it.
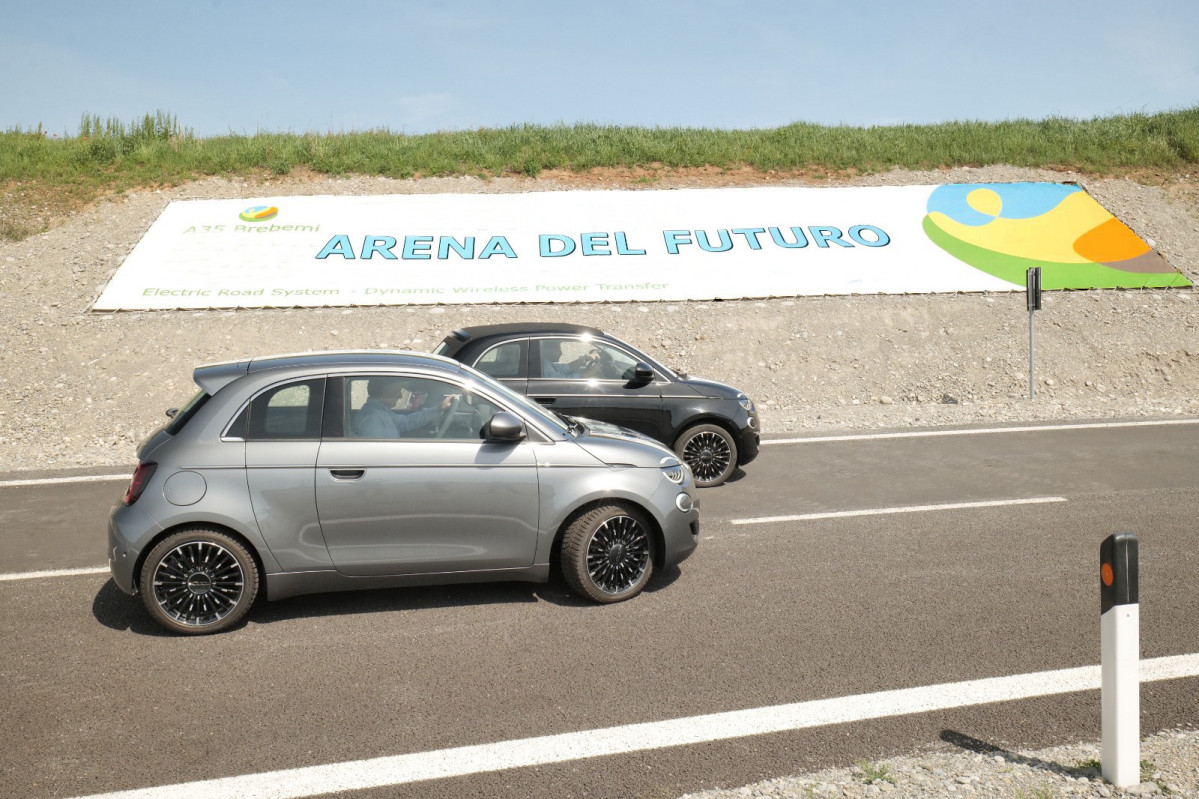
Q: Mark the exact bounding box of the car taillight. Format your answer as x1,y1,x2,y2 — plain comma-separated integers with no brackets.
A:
123,462,157,505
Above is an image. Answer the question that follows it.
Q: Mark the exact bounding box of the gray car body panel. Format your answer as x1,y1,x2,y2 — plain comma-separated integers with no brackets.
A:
314,438,541,576
108,350,699,606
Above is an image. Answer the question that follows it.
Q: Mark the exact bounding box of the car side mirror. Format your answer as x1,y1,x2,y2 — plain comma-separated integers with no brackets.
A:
631,363,655,384
484,412,526,442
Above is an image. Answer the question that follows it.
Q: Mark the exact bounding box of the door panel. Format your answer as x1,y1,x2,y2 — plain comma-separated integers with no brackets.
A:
246,441,331,571
242,378,331,571
315,439,539,576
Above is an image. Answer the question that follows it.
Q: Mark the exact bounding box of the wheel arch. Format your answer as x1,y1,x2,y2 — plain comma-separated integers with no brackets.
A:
671,414,740,452
131,521,269,599
550,497,668,571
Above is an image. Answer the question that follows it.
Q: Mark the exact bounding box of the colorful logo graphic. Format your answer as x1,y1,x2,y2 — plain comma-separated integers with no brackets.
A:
923,183,1189,289
239,205,279,222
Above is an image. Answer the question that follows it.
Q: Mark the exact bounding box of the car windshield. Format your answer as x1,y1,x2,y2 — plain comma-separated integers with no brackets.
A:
453,361,570,436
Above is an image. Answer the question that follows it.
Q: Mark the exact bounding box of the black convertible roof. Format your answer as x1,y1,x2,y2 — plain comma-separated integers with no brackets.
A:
448,322,604,340
438,323,607,358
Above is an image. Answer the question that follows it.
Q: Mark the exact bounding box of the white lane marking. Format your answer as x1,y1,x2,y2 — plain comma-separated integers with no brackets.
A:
763,417,1199,446
0,566,110,582
731,496,1067,526
0,474,129,488
70,653,1199,799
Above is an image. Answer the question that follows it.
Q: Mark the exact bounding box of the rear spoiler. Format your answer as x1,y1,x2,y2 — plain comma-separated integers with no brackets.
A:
192,359,251,396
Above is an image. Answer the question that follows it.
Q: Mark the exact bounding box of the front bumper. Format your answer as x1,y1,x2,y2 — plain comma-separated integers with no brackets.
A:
737,423,760,466
652,477,700,569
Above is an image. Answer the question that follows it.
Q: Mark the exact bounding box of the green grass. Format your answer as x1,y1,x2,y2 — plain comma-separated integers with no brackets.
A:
853,761,897,784
2,106,1198,240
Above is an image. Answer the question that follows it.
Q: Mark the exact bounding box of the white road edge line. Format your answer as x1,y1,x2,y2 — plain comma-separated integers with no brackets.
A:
762,417,1199,446
731,496,1068,526
0,566,110,582
0,474,129,488
70,653,1199,799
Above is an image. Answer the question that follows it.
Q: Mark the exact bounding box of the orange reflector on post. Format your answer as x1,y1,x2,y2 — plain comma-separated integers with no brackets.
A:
1100,532,1138,615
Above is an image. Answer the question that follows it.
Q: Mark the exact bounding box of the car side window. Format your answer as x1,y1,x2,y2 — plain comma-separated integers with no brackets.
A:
537,338,641,381
473,341,526,379
341,374,501,440
238,378,325,440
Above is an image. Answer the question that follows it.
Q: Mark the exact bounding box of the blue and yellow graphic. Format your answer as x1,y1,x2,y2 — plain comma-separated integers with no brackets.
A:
923,183,1189,289
239,205,279,222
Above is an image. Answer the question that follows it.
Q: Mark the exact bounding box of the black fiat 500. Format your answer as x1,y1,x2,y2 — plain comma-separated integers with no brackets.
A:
435,323,759,487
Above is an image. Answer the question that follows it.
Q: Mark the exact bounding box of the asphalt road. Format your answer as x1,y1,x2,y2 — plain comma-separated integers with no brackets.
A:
2,420,1197,799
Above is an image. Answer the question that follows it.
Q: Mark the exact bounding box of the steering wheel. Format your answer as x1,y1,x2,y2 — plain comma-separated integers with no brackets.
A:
588,348,616,379
434,395,463,438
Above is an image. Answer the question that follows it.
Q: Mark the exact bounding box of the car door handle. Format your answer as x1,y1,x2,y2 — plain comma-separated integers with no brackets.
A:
532,397,556,405
329,469,365,480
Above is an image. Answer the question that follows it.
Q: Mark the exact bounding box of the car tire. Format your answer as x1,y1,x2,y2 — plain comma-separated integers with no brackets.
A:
675,423,737,487
138,527,259,635
560,505,654,603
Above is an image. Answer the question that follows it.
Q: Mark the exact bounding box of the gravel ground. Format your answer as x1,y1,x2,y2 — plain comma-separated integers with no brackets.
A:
1,165,1196,793
680,726,1199,798
2,165,1198,473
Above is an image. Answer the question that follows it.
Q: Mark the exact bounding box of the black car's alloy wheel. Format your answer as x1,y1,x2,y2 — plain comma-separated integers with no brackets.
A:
676,423,737,487
139,527,259,635
561,505,654,603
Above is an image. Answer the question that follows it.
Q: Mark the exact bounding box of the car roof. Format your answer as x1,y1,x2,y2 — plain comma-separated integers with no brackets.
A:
438,323,609,358
192,350,462,395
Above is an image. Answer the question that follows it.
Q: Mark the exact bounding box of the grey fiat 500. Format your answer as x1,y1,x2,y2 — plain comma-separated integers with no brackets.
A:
107,351,699,635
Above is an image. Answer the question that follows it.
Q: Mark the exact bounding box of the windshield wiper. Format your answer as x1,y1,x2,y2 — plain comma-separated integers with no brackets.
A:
558,413,587,437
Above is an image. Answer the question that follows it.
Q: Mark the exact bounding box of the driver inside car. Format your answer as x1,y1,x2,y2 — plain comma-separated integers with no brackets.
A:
352,377,454,438
542,340,600,379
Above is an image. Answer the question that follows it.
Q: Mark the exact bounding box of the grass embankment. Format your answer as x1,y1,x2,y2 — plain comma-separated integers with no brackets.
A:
2,107,1197,241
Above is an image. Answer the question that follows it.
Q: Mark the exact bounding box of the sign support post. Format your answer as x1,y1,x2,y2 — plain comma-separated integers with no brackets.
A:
1026,267,1042,399
1100,532,1139,787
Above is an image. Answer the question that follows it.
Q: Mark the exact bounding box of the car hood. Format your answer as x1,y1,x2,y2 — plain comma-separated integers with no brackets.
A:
676,375,744,400
571,418,678,466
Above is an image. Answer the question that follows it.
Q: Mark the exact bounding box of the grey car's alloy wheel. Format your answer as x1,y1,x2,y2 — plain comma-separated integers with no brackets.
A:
561,505,654,603
675,423,737,487
139,528,259,635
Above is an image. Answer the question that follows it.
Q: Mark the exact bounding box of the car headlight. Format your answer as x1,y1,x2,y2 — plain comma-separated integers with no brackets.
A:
660,457,686,485
737,392,754,412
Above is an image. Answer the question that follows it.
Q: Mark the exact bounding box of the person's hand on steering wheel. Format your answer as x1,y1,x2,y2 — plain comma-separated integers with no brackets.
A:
434,394,462,438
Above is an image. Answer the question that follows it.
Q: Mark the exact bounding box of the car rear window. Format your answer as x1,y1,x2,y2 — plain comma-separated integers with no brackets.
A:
475,341,525,378
165,391,209,435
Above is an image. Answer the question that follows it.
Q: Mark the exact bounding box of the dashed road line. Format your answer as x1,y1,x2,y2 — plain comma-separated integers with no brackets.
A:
731,496,1067,525
0,566,110,582
0,473,129,489
1,499,1068,580
762,418,1199,446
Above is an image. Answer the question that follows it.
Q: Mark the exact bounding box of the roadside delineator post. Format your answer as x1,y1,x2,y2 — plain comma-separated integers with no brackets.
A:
1100,532,1139,787
1026,266,1042,400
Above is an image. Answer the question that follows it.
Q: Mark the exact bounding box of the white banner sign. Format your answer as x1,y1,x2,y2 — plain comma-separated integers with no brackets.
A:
92,184,1183,310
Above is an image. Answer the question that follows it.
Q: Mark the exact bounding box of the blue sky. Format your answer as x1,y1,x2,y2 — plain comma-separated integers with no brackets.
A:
3,0,1196,138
